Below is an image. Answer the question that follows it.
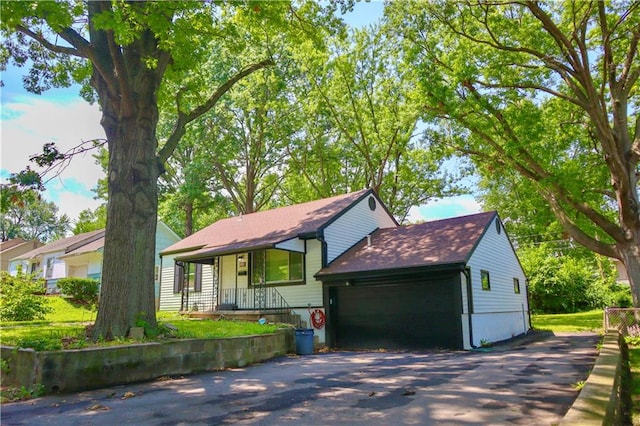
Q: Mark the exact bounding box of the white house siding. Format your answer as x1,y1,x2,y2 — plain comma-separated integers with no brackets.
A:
324,195,397,264
158,253,182,311
275,238,305,253
466,218,529,346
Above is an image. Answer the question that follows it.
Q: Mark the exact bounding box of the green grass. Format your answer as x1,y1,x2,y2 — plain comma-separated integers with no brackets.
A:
531,309,604,332
1,296,283,350
628,345,640,425
170,319,280,339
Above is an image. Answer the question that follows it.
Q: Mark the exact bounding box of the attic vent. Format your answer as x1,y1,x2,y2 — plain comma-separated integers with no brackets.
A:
496,219,501,234
368,196,376,211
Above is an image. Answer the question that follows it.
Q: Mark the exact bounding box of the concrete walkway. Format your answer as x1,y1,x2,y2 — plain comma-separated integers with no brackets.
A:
1,332,599,425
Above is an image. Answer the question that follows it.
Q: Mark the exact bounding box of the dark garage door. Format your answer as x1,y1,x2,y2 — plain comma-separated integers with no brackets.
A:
329,276,461,350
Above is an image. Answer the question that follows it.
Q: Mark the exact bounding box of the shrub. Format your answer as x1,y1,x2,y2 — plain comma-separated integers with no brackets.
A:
520,244,618,314
56,278,99,306
0,271,51,321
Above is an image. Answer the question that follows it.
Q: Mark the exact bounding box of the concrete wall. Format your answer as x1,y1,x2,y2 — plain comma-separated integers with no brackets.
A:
560,332,625,425
1,329,294,394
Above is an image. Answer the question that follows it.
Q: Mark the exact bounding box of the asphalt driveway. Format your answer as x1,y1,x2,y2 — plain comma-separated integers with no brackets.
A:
1,331,600,425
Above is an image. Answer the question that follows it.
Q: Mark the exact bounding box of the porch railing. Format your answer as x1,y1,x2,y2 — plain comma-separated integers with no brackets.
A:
181,286,303,327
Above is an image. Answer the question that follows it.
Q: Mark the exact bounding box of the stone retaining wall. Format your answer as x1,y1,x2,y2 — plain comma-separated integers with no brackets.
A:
1,329,294,394
560,331,624,425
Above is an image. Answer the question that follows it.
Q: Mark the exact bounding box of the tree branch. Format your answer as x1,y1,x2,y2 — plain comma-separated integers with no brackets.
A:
158,59,274,164
16,25,85,58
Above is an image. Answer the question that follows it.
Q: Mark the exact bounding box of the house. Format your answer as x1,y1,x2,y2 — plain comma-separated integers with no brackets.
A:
0,238,43,272
159,189,530,350
315,212,530,350
9,229,105,293
9,222,180,307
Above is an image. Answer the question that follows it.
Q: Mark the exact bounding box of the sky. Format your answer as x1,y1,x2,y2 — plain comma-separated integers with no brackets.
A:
0,1,480,226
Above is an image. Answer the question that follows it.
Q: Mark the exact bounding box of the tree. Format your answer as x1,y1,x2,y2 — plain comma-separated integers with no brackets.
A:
285,25,456,221
197,68,296,215
73,205,107,235
0,185,70,243
1,1,296,338
388,1,640,303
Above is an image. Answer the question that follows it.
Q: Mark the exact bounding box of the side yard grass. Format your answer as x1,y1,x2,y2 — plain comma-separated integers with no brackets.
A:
626,341,640,424
531,309,604,332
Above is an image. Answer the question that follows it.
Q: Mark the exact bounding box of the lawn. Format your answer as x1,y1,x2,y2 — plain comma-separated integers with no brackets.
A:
628,345,640,425
531,309,604,332
0,296,282,350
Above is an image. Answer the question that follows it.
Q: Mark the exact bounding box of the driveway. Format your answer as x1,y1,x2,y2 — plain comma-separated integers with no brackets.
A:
1,332,599,425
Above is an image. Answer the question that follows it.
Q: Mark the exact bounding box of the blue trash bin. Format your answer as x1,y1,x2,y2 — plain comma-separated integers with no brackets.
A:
295,328,314,355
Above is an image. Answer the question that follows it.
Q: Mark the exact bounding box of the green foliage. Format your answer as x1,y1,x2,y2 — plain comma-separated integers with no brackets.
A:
0,384,45,403
56,278,99,307
73,205,106,234
386,0,640,300
0,271,51,321
0,183,70,243
521,244,619,314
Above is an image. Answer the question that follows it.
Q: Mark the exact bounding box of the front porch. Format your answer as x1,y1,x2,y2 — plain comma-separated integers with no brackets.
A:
178,286,305,328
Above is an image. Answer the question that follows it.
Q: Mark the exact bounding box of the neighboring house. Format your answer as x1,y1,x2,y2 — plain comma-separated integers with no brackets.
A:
0,238,43,272
615,259,629,285
10,222,180,306
159,189,530,350
9,229,105,293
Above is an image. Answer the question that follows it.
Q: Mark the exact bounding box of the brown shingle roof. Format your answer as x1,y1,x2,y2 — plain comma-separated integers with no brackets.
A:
163,190,372,258
12,229,105,260
316,211,497,278
0,238,26,252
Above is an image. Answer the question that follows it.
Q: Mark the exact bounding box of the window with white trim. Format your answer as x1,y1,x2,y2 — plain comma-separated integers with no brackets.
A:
251,249,304,286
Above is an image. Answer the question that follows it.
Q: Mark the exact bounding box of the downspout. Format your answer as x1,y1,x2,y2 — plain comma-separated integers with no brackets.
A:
525,279,532,332
317,231,327,268
462,267,475,348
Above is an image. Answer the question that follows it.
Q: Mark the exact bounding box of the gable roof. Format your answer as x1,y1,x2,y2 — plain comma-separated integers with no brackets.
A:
0,238,27,252
162,189,375,259
11,229,106,261
316,211,498,279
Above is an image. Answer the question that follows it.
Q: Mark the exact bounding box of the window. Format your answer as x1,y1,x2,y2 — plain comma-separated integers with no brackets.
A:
513,278,520,294
154,265,161,282
173,262,202,293
251,249,304,285
45,257,56,278
481,270,491,291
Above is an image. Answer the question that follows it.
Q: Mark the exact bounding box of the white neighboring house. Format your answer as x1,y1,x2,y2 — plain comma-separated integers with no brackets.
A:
159,189,530,350
9,222,180,307
0,238,44,272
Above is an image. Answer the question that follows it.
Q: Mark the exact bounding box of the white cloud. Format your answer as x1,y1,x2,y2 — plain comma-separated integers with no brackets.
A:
407,195,483,223
1,95,106,221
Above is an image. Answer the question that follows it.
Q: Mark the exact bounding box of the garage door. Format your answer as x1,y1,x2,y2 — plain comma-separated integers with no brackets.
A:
329,276,461,350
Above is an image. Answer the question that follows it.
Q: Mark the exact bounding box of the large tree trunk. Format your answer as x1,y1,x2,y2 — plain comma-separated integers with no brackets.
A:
93,109,161,338
90,17,163,338
621,244,640,308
